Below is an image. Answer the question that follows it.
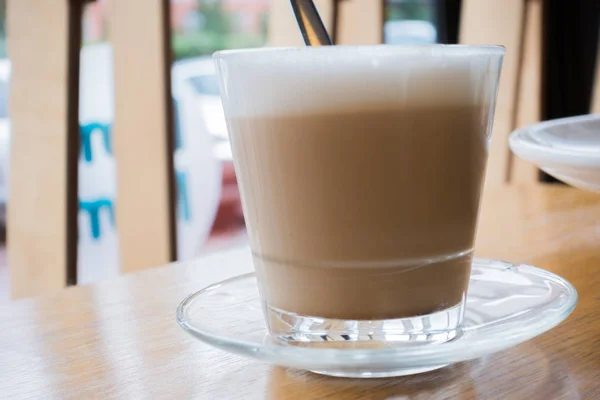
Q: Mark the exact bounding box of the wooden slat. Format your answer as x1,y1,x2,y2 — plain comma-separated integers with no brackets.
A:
460,0,526,187
510,0,543,184
109,0,176,273
336,0,384,44
591,28,600,114
268,0,335,46
7,0,82,298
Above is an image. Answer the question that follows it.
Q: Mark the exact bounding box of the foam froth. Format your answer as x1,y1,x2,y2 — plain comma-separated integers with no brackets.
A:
214,45,504,118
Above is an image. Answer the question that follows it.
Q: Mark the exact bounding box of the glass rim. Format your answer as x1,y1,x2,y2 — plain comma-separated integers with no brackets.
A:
213,44,506,61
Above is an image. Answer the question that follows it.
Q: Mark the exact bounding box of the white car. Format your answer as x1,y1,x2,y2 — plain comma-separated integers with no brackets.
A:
0,59,10,221
172,57,232,160
384,20,437,45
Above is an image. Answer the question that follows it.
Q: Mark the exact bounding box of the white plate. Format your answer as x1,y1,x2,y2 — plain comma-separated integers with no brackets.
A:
177,258,577,378
509,114,600,192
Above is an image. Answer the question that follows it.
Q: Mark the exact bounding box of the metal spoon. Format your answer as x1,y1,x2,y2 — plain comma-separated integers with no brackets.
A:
290,0,333,46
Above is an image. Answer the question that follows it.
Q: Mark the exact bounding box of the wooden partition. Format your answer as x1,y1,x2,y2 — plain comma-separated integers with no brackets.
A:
109,0,177,273
336,0,384,45
8,0,176,298
591,30,600,114
7,0,82,298
460,0,526,187
510,0,543,184
460,0,545,186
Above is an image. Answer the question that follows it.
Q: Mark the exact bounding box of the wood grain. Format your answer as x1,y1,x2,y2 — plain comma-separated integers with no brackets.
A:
1,186,600,399
109,0,177,273
460,0,525,188
7,0,82,299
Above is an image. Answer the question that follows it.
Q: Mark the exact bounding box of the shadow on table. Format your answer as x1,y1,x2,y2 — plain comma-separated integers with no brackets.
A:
266,361,476,399
264,342,581,399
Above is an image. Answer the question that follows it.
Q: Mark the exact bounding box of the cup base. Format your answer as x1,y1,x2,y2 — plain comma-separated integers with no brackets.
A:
266,301,465,348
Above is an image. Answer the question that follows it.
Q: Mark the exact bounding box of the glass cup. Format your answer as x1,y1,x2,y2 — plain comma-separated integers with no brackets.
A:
214,45,504,347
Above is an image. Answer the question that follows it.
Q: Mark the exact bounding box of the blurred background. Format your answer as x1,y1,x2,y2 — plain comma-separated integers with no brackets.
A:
0,0,598,302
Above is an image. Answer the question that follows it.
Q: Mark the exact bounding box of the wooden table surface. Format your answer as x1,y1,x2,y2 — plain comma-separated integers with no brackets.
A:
1,185,599,399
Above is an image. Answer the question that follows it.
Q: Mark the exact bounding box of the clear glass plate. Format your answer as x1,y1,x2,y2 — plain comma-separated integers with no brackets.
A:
177,258,577,378
509,114,600,192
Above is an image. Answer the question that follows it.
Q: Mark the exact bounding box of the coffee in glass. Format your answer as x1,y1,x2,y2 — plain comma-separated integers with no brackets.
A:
214,45,504,346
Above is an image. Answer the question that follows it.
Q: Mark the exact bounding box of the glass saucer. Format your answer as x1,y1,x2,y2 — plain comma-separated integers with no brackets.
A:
177,258,577,378
509,113,600,192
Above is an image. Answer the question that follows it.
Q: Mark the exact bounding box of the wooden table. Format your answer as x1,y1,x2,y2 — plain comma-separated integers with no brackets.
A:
1,186,599,399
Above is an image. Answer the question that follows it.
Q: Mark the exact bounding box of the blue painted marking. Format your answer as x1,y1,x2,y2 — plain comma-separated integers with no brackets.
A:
80,122,112,162
173,98,183,150
79,198,115,240
176,170,191,221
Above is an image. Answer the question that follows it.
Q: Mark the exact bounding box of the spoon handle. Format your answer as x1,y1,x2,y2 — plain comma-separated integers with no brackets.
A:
290,0,333,46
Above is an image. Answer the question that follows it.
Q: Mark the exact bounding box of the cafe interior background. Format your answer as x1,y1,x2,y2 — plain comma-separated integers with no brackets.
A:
0,0,598,303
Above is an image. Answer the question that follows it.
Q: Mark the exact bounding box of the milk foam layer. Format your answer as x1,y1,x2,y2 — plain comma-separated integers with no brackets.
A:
214,45,504,118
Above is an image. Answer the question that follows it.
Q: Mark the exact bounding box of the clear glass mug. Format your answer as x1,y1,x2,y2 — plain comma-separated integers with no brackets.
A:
214,45,504,347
